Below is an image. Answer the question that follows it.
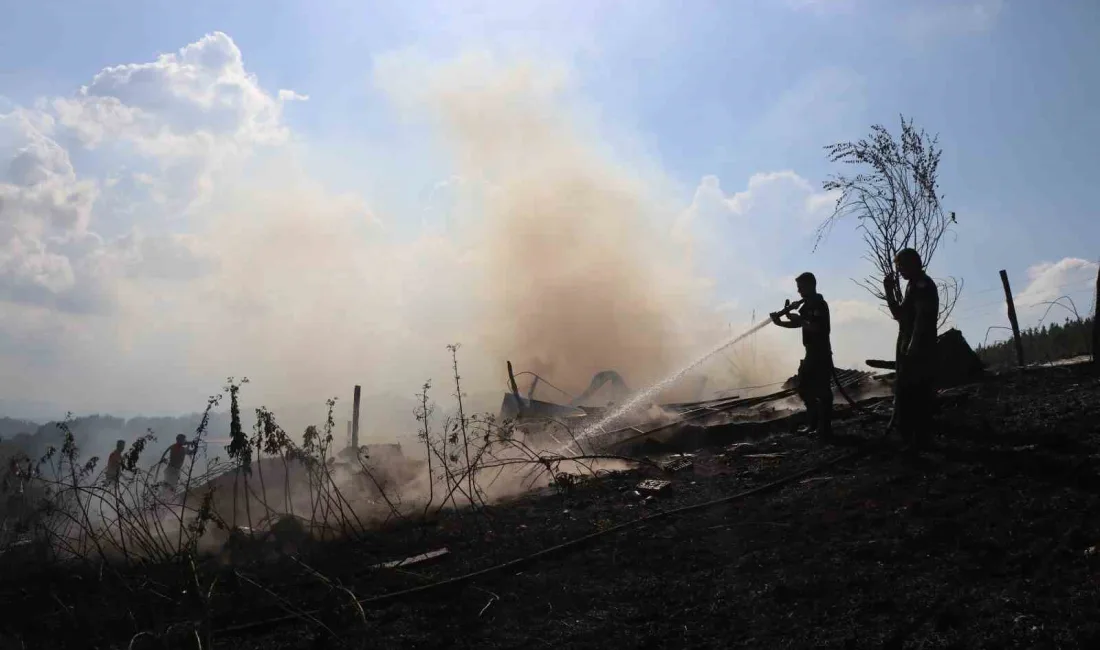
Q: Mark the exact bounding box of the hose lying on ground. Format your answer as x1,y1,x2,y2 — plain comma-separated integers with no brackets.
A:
830,365,887,419
831,364,898,438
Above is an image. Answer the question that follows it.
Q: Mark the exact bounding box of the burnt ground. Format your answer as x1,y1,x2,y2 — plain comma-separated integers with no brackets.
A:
4,361,1100,649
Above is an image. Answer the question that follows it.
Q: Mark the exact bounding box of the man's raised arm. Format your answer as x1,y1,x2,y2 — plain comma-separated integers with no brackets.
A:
770,311,803,328
884,273,902,320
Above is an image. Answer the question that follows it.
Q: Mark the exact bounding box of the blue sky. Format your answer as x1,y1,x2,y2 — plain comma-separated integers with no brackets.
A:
0,0,1097,421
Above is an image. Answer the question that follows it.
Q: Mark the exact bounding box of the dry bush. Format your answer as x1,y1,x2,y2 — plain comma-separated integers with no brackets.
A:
0,346,649,649
0,346,640,571
814,115,961,329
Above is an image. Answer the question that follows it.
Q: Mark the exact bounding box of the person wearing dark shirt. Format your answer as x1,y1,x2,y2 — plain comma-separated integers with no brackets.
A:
885,248,939,449
105,440,125,486
771,272,834,438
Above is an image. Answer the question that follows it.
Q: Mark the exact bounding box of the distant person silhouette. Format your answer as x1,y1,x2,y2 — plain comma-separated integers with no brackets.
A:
159,434,194,492
105,440,125,486
771,272,834,438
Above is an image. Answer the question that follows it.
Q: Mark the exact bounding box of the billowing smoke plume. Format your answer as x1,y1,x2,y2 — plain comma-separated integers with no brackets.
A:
419,55,715,395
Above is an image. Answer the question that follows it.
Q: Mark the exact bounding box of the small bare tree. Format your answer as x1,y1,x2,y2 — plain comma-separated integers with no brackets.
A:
813,115,961,329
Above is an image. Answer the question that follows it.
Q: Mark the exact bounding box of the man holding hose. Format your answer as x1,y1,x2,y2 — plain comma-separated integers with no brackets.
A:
771,272,833,438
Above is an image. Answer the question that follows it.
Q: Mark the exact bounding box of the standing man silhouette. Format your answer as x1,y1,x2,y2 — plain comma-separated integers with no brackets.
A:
885,248,939,449
771,272,834,438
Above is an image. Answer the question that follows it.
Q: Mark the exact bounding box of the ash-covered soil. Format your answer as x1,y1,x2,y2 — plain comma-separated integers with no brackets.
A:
4,361,1100,649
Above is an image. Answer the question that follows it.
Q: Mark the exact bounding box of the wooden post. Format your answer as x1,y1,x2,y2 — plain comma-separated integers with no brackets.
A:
506,361,520,398
351,385,361,450
999,270,1026,367
506,361,523,417
1092,264,1099,364
346,421,352,448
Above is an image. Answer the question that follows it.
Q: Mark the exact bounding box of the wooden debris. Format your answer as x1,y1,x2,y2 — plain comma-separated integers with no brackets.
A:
374,547,451,570
721,442,760,458
662,457,694,473
636,479,672,495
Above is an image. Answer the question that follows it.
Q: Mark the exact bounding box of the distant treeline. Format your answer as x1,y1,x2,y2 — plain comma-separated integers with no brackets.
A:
0,412,233,465
975,316,1095,368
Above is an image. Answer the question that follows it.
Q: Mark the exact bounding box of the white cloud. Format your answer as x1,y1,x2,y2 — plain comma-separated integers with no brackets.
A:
50,95,142,148
0,238,74,294
0,31,311,320
831,298,887,325
71,31,292,147
0,114,98,235
1014,257,1098,318
0,107,107,311
278,89,309,102
674,170,838,273
723,171,839,229
50,31,305,213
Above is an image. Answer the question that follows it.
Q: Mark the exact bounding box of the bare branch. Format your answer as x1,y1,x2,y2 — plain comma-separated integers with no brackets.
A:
815,115,959,323
1037,296,1082,326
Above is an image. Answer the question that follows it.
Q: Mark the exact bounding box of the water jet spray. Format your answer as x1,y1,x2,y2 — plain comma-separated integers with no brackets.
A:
570,312,791,448
563,294,875,453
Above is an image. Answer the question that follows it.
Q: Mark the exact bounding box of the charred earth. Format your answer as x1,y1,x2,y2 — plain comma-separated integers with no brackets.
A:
2,361,1100,649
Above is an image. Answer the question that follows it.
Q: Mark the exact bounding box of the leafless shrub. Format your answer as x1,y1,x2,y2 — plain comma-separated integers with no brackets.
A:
814,115,960,328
